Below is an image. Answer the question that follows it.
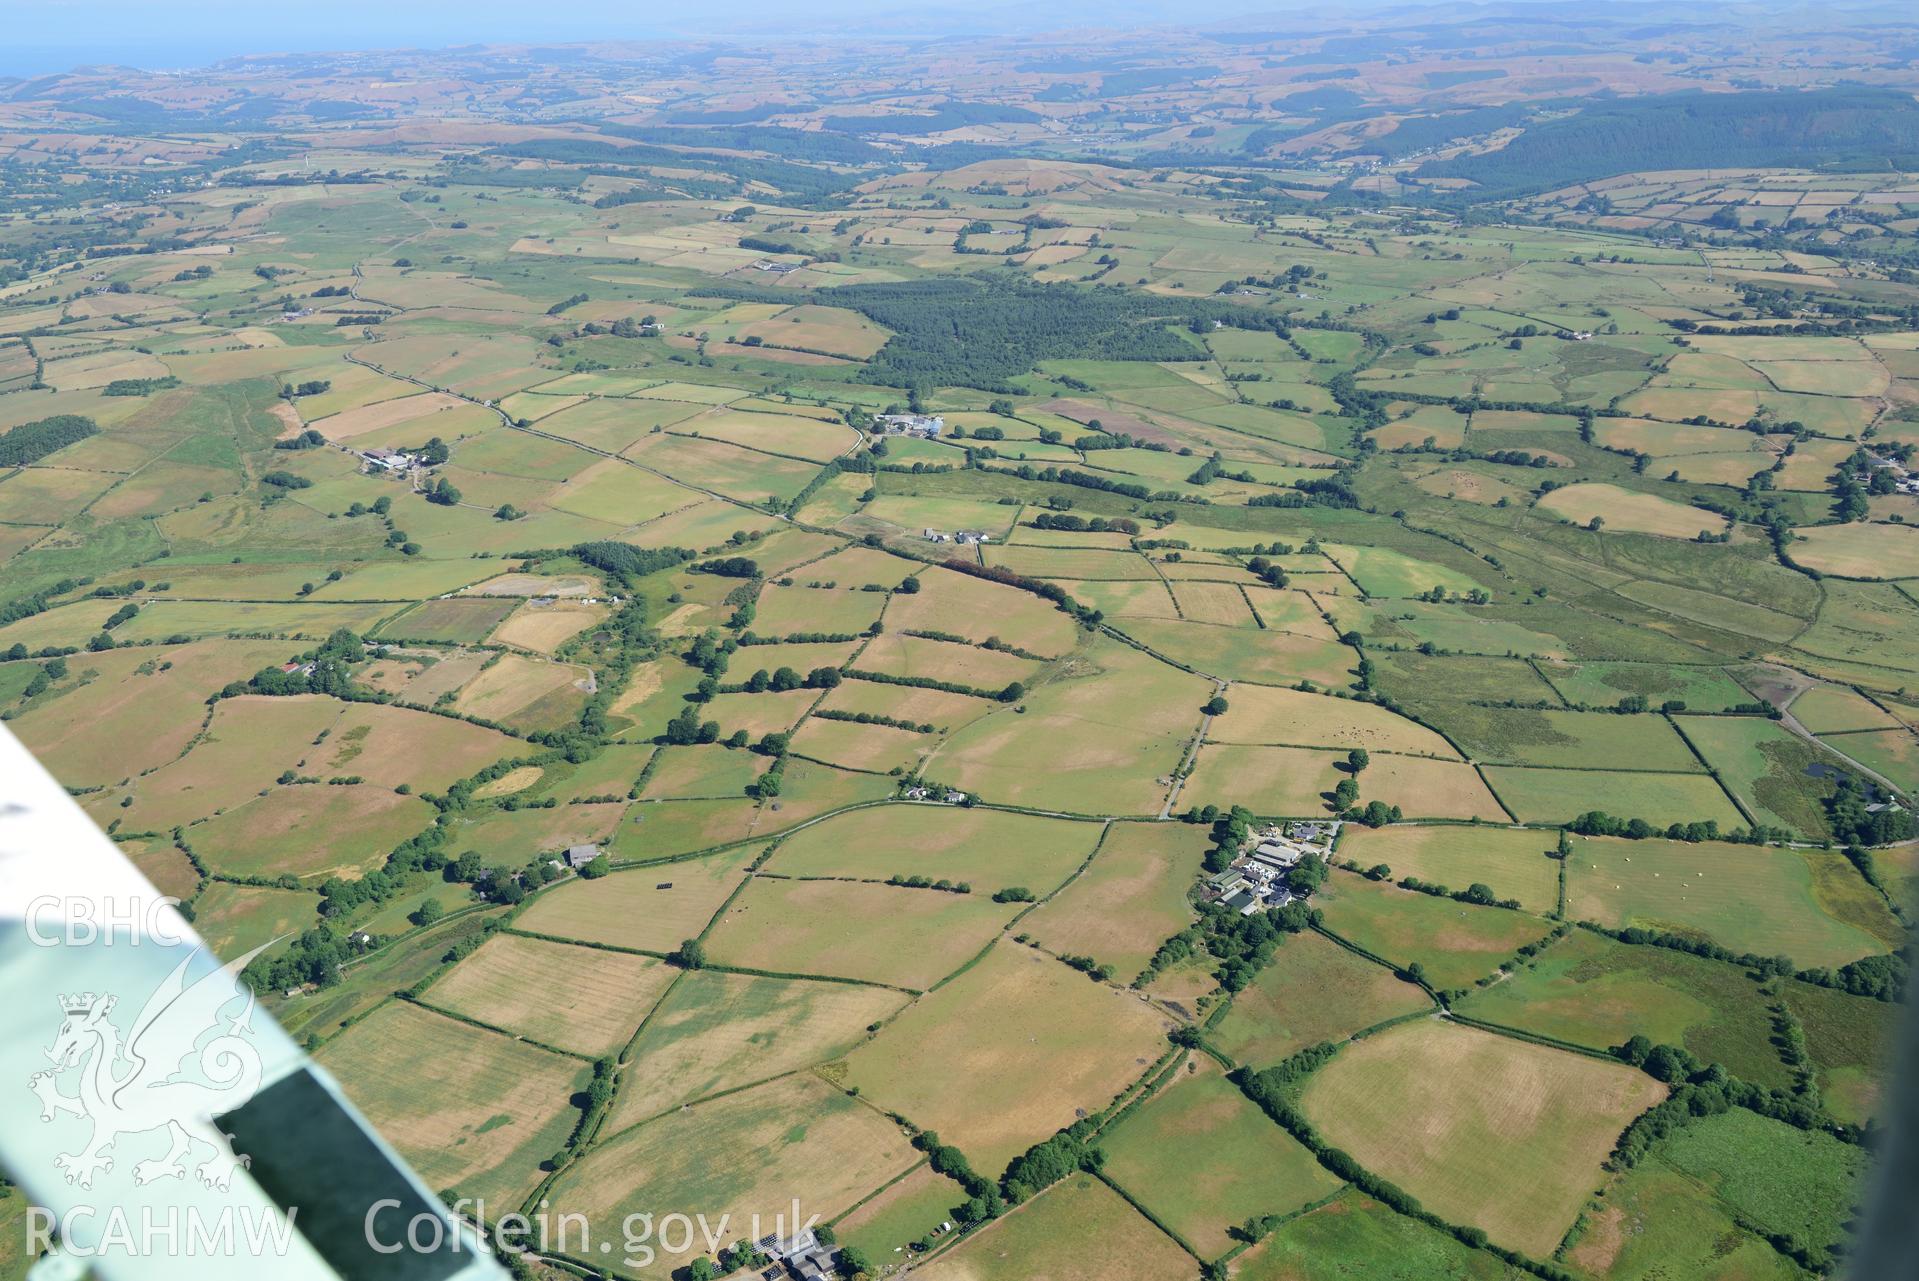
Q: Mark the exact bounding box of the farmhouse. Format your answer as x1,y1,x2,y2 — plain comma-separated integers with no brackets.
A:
875,412,944,438
360,448,409,472
564,844,602,870
954,530,991,545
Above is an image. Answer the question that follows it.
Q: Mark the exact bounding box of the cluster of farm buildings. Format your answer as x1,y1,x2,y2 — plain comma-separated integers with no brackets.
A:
359,447,420,473
1204,821,1339,915
752,1228,842,1281
1865,452,1919,496
875,412,944,438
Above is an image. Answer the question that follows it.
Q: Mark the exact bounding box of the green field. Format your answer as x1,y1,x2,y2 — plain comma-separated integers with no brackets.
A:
1565,836,1898,969
1234,1190,1526,1281
1566,1159,1804,1281
1656,1109,1867,1256
1099,1061,1341,1257
1452,927,1790,1085
1211,928,1432,1066
1540,662,1757,713
1336,825,1563,913
1449,708,1703,772
835,1164,971,1266
915,1176,1196,1281
1315,874,1556,991
1481,766,1746,828
1676,715,1842,838
1781,980,1897,1125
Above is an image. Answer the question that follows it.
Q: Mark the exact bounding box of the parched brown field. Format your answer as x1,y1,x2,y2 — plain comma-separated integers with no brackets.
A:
733,303,892,358
117,694,347,830
678,408,862,463
551,1074,916,1279
1537,483,1729,539
365,648,495,706
1358,755,1510,821
1208,683,1460,756
1020,822,1206,978
309,390,476,440
932,637,1209,815
1242,587,1340,638
821,678,996,730
766,805,1099,895
452,652,592,725
442,802,628,864
1300,1020,1666,1256
799,543,921,588
610,970,909,1125
489,599,608,653
851,632,1045,688
1789,522,1919,580
884,566,1084,657
1159,579,1251,621
460,572,600,597
708,877,1022,990
319,1002,586,1207
472,764,544,799
426,932,674,1056
1591,417,1757,456
378,596,519,644
190,782,433,881
703,687,819,737
841,944,1173,1170
308,700,520,791
750,584,888,636
914,1175,1195,1281
1185,743,1346,815
6,639,293,786
118,836,203,901
514,848,755,953
788,716,931,772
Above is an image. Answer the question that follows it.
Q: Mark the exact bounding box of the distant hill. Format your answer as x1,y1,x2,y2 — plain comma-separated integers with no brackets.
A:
1419,88,1919,199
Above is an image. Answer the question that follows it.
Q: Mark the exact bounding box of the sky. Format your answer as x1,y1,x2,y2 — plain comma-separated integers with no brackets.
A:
3,0,1276,76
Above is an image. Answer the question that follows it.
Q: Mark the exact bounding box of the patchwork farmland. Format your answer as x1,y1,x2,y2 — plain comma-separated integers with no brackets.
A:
1,19,1913,1281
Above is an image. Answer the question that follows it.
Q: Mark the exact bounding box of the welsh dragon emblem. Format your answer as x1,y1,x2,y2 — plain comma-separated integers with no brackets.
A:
28,946,268,1191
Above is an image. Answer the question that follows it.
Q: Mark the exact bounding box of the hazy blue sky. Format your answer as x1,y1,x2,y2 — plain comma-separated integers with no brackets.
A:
6,0,1259,75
